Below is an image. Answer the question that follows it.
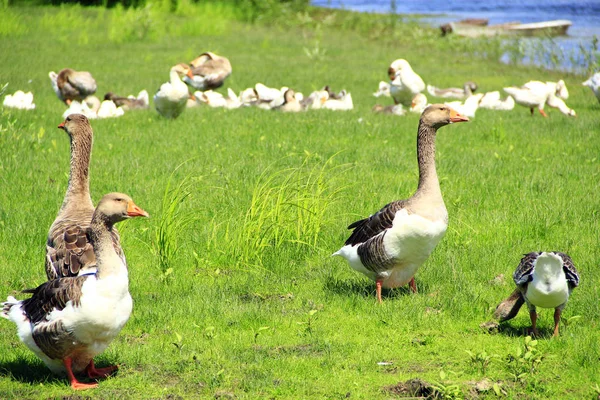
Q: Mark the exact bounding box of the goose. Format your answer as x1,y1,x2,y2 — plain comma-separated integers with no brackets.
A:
103,90,149,110
333,105,469,303
3,90,35,110
372,104,405,116
193,88,241,109
410,93,430,114
582,72,600,103
503,83,550,117
427,81,477,99
46,114,124,280
445,93,484,119
96,100,125,119
373,81,391,98
478,91,515,110
546,94,576,117
512,252,579,337
2,193,148,390
525,79,568,100
300,89,329,110
388,59,426,107
274,89,304,112
239,87,259,106
252,83,288,109
183,52,232,91
154,64,189,119
49,69,97,105
322,91,353,111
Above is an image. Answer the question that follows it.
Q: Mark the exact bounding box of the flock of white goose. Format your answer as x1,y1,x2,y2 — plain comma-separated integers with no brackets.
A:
0,52,596,391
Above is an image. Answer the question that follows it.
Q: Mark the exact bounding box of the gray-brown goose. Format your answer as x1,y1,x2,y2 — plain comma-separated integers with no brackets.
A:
49,69,97,105
502,252,579,337
45,114,123,280
333,105,469,303
2,193,149,390
183,52,232,91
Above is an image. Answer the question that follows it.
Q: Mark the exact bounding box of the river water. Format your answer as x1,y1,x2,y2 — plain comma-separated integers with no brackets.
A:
312,0,600,72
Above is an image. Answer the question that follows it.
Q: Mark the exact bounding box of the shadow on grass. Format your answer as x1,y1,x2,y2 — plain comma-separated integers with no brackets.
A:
324,278,431,301
0,358,59,385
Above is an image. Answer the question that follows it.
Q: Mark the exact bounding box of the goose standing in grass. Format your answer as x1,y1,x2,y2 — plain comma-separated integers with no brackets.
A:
154,65,190,119
49,69,97,105
46,114,124,280
503,83,551,117
2,193,149,390
388,59,426,107
582,72,600,103
512,252,579,337
183,52,232,91
427,81,477,99
333,105,469,303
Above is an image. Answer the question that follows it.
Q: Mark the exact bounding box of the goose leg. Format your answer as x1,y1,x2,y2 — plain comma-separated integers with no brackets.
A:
85,359,118,379
376,280,383,304
538,108,548,117
552,308,561,337
64,357,98,390
529,309,540,337
408,278,417,294
530,107,534,116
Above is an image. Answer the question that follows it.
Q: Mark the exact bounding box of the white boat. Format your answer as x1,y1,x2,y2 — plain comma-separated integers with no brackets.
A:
449,19,571,38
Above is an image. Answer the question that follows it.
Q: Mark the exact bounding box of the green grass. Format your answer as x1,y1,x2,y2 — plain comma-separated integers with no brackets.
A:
1,4,600,399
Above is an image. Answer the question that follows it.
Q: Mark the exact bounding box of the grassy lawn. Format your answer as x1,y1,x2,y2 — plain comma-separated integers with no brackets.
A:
1,3,599,399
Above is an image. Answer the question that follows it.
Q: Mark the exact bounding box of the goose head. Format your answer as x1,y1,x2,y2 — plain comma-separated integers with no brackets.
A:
58,113,92,140
388,59,411,80
421,104,469,129
555,79,569,100
94,192,149,225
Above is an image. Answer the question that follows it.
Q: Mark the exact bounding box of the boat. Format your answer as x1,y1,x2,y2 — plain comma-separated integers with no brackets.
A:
448,19,572,38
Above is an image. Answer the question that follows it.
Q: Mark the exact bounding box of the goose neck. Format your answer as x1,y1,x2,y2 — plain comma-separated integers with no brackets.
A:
88,216,125,279
415,122,440,196
64,132,93,208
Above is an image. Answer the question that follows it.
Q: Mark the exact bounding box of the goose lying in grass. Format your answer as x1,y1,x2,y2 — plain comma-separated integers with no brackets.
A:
2,193,149,390
444,93,484,119
154,64,189,119
582,72,600,103
333,105,469,303
46,114,125,280
184,52,232,91
512,252,579,337
410,93,429,114
372,104,405,116
388,59,426,107
194,89,241,109
3,90,35,110
63,99,124,120
274,89,304,112
373,81,391,98
300,89,329,110
426,81,477,99
322,90,353,111
478,91,515,110
49,69,97,105
104,90,149,110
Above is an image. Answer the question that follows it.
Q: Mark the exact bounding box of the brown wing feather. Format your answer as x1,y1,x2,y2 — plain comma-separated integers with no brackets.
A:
513,252,540,289
553,251,580,288
345,200,408,246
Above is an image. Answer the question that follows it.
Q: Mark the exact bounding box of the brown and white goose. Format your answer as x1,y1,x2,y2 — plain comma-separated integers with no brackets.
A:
49,69,97,105
334,105,469,303
46,114,124,280
511,252,579,337
183,52,232,91
2,193,149,390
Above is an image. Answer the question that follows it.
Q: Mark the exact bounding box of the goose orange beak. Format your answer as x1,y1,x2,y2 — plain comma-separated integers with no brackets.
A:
58,121,66,129
127,201,149,218
449,108,469,123
186,68,194,79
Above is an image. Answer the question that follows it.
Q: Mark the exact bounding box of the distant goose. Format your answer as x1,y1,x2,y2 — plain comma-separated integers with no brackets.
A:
274,89,304,112
333,105,469,303
104,90,149,110
503,82,550,117
445,93,484,119
2,193,149,390
2,90,35,110
46,114,124,280
49,69,97,105
322,90,353,111
410,93,429,114
427,81,477,99
373,81,391,98
388,59,426,107
154,64,189,119
372,103,405,116
513,251,579,337
478,91,515,110
183,52,232,91
582,72,600,103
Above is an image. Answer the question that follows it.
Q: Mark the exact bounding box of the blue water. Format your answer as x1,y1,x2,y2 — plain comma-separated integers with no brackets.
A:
312,0,600,71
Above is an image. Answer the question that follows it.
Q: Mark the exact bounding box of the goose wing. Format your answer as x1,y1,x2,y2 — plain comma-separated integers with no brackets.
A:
67,71,97,96
345,200,408,246
513,252,540,288
553,251,579,288
190,58,231,89
46,222,123,279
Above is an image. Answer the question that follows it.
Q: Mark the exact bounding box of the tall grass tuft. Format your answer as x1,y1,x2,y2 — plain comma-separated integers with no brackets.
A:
150,163,195,280
207,153,350,271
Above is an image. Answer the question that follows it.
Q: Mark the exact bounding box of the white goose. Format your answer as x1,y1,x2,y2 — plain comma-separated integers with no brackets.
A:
154,64,190,119
410,93,430,114
322,90,353,111
334,105,469,303
479,91,515,110
582,72,600,103
513,252,579,337
2,193,149,390
445,93,484,119
503,82,550,117
3,90,35,110
373,81,391,98
46,114,125,280
388,59,426,107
